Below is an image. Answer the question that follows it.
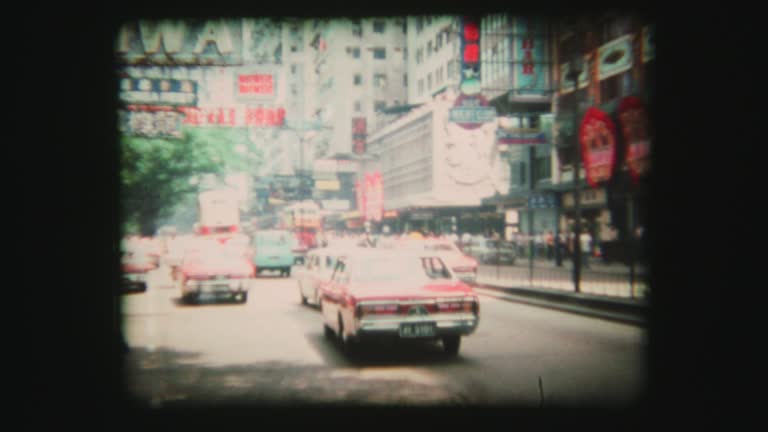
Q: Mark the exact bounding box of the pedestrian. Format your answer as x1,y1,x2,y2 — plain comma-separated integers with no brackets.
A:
546,230,554,260
580,229,592,269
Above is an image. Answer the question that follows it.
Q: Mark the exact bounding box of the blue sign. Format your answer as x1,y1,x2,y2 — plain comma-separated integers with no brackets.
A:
528,193,556,209
449,106,497,124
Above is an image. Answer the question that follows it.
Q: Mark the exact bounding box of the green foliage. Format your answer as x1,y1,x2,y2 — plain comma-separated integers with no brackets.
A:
120,126,264,235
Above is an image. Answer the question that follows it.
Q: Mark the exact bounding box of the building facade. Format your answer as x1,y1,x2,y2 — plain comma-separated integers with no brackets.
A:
308,18,408,156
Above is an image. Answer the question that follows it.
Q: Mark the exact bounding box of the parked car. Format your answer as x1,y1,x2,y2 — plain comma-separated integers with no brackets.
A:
463,238,516,265
121,244,157,293
296,246,352,306
319,249,480,356
176,242,254,304
251,230,295,277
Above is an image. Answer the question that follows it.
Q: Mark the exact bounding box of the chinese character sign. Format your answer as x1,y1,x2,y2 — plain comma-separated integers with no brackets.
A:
352,117,367,154
459,16,482,97
513,17,549,95
364,172,383,222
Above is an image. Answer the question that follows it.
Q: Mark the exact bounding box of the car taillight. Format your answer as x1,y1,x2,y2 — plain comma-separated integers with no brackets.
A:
358,304,398,317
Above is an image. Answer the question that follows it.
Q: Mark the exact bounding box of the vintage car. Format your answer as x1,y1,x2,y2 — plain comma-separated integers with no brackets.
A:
423,239,479,283
176,242,254,304
319,249,480,356
251,230,295,277
121,245,157,293
296,246,352,306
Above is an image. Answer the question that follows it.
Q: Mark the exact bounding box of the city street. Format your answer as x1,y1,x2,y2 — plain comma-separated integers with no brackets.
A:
120,264,647,407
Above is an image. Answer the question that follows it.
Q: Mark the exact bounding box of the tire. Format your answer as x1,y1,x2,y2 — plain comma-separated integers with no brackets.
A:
183,292,199,305
284,267,291,277
442,335,461,356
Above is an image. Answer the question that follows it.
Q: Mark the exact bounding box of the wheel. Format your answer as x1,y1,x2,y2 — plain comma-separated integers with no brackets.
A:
183,292,200,305
442,335,461,356
284,267,291,277
300,292,308,305
339,315,361,357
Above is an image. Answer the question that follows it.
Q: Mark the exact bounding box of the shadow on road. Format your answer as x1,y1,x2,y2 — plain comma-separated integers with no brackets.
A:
305,333,472,368
170,296,248,308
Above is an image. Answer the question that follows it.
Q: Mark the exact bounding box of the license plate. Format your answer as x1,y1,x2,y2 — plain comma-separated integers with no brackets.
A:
399,322,436,338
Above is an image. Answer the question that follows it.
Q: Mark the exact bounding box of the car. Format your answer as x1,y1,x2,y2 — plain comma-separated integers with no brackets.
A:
319,249,480,356
423,239,479,283
462,238,516,265
176,242,254,304
290,234,309,265
296,246,351,306
121,242,157,293
251,230,295,277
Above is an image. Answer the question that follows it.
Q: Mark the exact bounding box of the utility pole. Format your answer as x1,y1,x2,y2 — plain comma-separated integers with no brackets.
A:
566,19,585,294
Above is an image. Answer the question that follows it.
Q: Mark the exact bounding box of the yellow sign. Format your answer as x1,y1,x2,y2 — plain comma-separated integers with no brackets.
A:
315,180,340,191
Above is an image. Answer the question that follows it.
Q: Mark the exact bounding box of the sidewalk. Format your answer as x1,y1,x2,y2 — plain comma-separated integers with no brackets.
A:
472,262,650,326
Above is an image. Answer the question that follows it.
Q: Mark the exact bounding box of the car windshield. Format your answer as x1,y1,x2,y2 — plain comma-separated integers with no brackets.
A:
255,231,289,245
352,255,452,282
425,243,459,253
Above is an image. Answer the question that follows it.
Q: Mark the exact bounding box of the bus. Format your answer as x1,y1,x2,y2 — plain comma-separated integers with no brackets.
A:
197,188,240,236
279,200,322,249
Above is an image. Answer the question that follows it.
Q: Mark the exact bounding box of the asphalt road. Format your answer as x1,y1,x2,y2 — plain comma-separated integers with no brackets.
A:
119,265,647,408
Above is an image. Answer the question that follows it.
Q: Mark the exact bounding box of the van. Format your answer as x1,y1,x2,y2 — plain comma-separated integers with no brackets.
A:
251,230,295,277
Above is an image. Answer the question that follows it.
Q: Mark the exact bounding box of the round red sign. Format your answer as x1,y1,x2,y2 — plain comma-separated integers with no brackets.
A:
579,107,617,188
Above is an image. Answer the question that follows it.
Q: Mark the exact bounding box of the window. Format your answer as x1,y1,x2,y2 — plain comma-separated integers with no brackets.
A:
354,74,362,85
349,47,361,58
291,64,297,74
447,60,455,79
535,156,552,183
416,48,423,64
403,47,407,61
427,73,432,90
373,21,385,33
354,100,362,112
373,73,387,88
291,45,297,52
418,79,424,96
427,41,433,57
403,73,408,87
352,19,362,37
373,48,386,59
416,17,423,33
374,100,386,111
436,32,443,51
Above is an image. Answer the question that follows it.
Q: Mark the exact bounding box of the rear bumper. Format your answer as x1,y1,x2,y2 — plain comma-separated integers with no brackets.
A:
353,314,478,341
182,278,249,296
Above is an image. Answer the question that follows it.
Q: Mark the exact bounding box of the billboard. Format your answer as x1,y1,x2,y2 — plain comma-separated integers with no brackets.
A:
117,19,245,66
177,106,286,127
598,35,633,81
618,96,651,182
119,77,198,106
451,16,497,129
119,107,184,139
234,67,279,102
512,17,550,96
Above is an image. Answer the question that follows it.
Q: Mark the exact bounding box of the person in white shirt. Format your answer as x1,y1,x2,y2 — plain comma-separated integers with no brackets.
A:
579,230,592,269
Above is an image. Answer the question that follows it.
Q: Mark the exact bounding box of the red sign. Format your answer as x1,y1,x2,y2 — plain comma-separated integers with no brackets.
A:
364,172,383,222
352,117,367,155
238,74,274,95
618,96,650,183
178,106,285,127
579,107,617,188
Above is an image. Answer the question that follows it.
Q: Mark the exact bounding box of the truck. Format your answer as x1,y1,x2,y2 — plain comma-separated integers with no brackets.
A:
197,188,240,237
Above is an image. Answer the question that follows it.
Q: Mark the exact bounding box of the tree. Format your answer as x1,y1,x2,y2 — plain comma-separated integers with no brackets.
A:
120,126,264,236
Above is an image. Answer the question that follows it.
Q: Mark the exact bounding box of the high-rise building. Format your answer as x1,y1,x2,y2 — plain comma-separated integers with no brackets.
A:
405,15,462,105
308,17,408,157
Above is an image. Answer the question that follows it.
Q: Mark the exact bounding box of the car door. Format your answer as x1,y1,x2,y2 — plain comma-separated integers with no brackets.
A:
322,258,347,332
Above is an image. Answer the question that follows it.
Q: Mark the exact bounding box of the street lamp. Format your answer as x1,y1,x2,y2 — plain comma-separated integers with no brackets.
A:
565,19,585,294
